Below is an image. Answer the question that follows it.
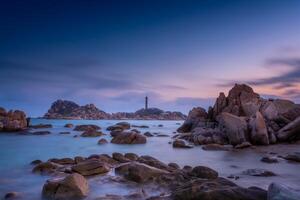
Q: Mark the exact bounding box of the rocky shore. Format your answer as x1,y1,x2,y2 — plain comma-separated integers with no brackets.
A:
43,100,187,120
21,152,298,200
0,107,27,132
177,84,300,147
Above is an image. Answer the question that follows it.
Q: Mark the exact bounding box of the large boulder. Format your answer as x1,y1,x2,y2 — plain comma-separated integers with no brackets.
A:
111,131,147,144
74,124,101,132
277,116,300,141
212,84,262,119
71,160,110,176
268,183,300,200
177,107,208,133
261,99,297,121
0,109,27,131
250,111,269,145
217,112,249,145
42,173,89,200
115,162,169,183
172,177,267,200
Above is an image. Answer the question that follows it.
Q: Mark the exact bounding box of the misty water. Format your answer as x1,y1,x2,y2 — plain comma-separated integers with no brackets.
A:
0,119,300,199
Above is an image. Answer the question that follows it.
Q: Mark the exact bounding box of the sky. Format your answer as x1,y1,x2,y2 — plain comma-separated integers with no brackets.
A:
1,0,300,116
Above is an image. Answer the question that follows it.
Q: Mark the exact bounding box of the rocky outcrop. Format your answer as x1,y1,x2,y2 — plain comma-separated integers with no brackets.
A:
111,131,147,144
0,108,27,132
44,100,110,120
42,173,89,200
178,83,300,146
112,108,186,120
44,100,186,120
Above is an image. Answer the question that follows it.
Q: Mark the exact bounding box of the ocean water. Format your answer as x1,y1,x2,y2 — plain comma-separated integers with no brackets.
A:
0,118,300,199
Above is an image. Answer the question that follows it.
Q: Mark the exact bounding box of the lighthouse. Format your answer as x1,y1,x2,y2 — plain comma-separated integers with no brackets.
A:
145,96,148,110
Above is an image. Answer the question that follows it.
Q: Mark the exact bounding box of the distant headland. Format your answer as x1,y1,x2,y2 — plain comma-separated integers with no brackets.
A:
43,97,187,120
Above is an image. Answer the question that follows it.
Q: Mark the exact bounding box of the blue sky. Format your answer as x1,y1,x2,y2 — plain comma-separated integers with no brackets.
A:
1,0,300,116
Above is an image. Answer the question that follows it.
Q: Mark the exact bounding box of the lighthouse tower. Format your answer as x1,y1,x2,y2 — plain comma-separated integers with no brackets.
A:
145,96,148,110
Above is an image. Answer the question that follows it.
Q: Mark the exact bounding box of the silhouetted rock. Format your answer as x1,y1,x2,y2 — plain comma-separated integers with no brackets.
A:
44,100,110,119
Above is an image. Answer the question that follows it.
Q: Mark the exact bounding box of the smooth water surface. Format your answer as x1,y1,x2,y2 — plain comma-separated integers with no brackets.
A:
0,119,299,199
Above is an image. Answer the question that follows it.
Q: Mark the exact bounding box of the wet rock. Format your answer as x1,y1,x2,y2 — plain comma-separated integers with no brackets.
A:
250,111,269,145
277,116,300,142
191,166,218,179
168,163,180,170
88,154,118,166
217,112,249,146
32,162,62,174
173,139,193,148
235,141,252,149
242,169,276,177
260,156,278,163
132,125,149,128
31,159,42,165
268,182,300,200
72,160,110,176
202,144,231,151
177,107,208,133
59,132,70,134
42,173,88,200
80,130,103,137
124,153,139,161
156,134,169,137
115,162,169,183
0,109,28,132
49,158,75,165
64,123,74,128
74,156,86,164
98,138,108,145
111,131,147,144
283,152,300,162
107,125,124,132
30,124,52,129
4,192,21,200
31,131,51,135
112,153,131,163
74,124,101,132
137,155,170,171
172,177,267,200
144,132,154,137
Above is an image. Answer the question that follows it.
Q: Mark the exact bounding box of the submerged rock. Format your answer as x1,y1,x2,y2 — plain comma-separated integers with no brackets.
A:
42,173,89,200
268,182,300,200
30,124,52,129
98,138,108,145
202,144,231,151
261,156,278,164
144,132,154,137
71,160,110,176
80,130,103,137
64,123,74,128
172,177,267,200
242,169,276,177
173,139,193,148
283,152,300,162
31,131,51,135
74,124,101,132
32,162,62,175
4,192,21,200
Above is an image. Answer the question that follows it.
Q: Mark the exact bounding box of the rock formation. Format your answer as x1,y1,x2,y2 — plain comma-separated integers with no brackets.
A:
44,100,186,120
44,100,110,120
178,83,300,147
0,107,27,132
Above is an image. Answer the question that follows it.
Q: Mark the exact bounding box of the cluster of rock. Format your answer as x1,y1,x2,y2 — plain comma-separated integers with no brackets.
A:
0,107,27,132
112,108,187,120
43,100,186,120
178,84,300,147
43,100,110,120
28,152,298,200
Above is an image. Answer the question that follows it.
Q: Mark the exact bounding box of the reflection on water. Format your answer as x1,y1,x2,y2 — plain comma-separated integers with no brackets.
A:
0,118,299,199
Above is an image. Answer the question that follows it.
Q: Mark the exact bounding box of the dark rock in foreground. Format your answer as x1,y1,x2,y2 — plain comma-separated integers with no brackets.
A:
42,173,88,200
177,83,300,147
